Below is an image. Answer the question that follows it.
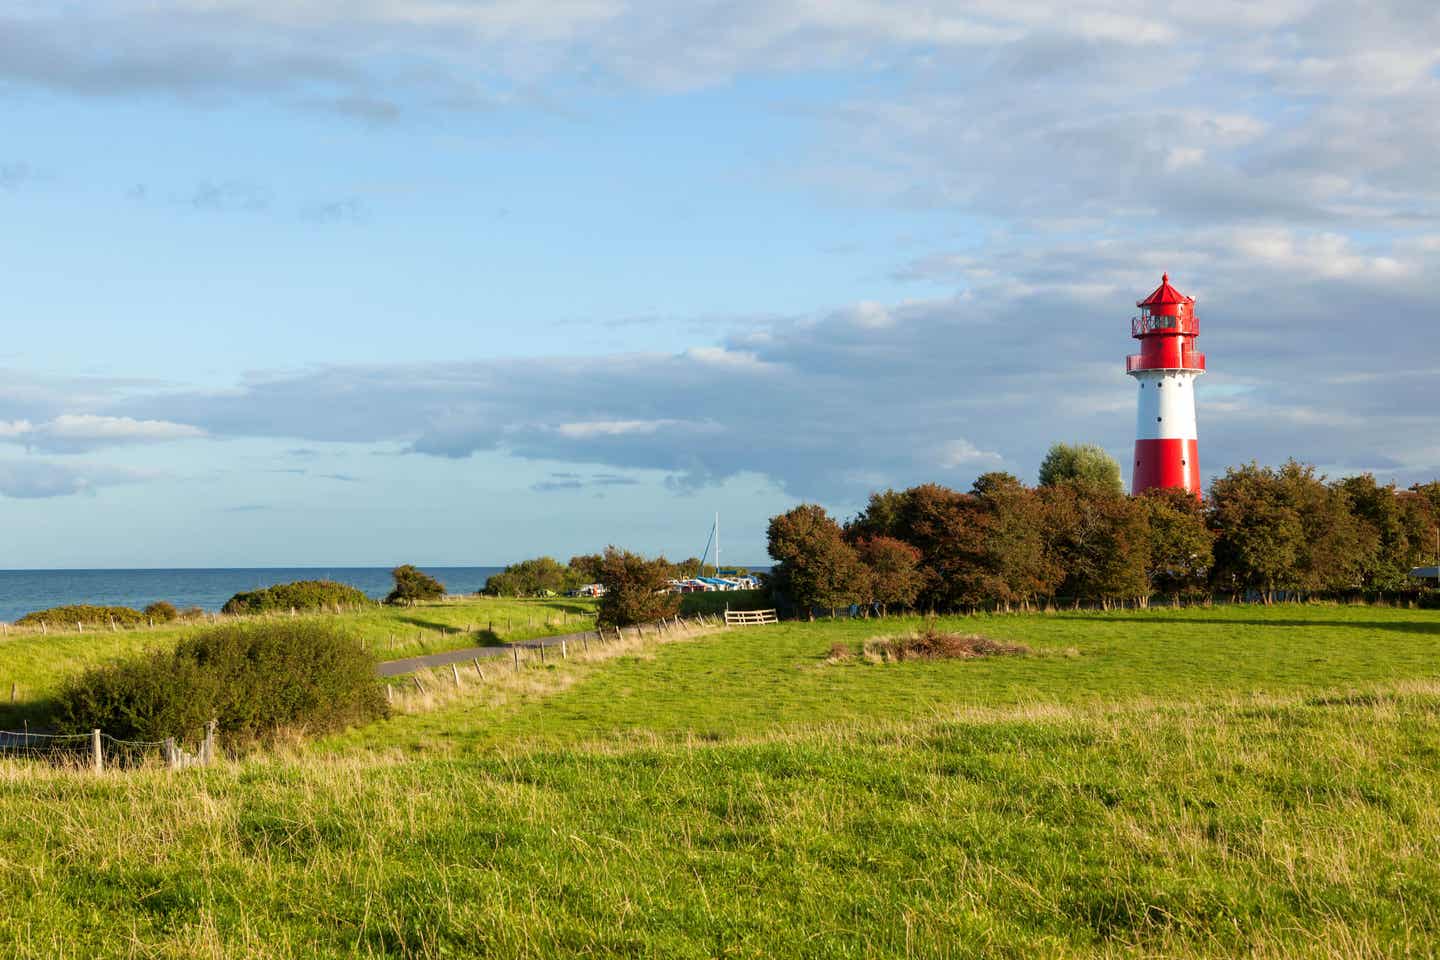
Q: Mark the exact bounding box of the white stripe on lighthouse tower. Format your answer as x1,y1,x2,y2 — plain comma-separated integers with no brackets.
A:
1133,371,1200,442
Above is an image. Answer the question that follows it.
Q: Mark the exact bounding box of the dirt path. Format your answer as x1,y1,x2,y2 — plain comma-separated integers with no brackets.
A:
375,627,603,677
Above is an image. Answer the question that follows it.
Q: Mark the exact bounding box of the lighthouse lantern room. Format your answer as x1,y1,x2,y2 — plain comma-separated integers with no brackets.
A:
1127,274,1205,497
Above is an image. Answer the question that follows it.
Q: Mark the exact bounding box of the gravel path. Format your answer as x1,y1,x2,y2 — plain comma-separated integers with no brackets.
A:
375,627,603,677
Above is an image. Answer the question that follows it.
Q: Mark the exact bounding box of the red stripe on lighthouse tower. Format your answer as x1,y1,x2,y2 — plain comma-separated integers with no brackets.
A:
1127,274,1205,497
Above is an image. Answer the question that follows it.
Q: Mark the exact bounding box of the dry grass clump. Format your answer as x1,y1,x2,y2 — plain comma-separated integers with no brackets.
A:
858,623,1029,663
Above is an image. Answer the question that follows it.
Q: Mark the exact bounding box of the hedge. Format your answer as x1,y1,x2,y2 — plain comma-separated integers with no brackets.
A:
221,580,374,615
14,605,149,628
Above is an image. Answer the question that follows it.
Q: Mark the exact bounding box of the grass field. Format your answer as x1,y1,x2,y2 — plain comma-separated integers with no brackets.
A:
0,596,596,724
2,604,1438,957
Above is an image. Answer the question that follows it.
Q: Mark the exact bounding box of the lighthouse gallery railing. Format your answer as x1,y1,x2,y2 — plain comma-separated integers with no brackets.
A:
1127,352,1206,373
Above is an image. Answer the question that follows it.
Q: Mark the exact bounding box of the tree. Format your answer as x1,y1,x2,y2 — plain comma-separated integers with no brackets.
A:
596,547,681,627
1041,482,1149,606
1140,487,1213,599
566,554,606,590
869,483,976,610
854,537,923,615
1281,463,1374,595
1208,462,1305,602
1038,442,1124,494
483,556,569,596
846,488,910,541
1402,484,1440,566
666,557,705,580
970,472,1057,609
768,504,869,616
385,565,446,605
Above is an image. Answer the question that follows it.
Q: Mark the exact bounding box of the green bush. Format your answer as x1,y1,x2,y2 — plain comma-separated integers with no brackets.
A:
144,601,179,623
221,580,374,615
15,605,147,628
385,565,446,605
53,620,386,745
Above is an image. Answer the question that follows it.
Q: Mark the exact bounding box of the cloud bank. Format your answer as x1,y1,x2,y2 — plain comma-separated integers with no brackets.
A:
5,224,1396,501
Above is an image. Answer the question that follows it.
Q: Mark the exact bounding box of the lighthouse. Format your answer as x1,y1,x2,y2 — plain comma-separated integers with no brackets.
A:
1127,274,1205,497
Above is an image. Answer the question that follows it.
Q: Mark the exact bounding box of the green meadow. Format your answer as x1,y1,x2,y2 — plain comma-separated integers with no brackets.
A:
0,596,595,723
2,604,1439,958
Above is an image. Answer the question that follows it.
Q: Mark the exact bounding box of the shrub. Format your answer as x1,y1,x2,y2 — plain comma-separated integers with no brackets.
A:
385,565,446,605
863,623,1029,662
221,580,374,615
53,620,386,745
144,601,179,623
15,605,147,628
597,547,681,627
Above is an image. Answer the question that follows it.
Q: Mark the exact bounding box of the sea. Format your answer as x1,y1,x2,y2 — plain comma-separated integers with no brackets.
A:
0,567,506,624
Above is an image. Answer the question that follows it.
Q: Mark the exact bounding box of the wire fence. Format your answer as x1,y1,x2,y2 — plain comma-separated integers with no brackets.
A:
0,729,94,764
0,723,215,771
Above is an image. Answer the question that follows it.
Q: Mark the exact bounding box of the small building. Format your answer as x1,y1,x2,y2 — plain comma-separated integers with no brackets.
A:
1409,566,1440,584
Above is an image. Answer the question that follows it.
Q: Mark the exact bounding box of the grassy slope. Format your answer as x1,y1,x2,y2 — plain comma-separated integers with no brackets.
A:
0,596,595,722
2,605,1439,958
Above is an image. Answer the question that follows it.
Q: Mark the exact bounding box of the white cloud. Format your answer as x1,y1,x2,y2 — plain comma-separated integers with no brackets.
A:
937,439,1004,470
555,419,690,439
682,347,784,373
1,414,207,453
845,301,895,330
0,459,154,499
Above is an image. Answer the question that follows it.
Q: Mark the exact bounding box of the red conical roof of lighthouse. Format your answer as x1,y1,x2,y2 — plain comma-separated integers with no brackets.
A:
1136,273,1193,308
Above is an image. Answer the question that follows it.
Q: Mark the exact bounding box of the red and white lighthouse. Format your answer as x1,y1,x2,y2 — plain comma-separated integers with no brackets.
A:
1127,274,1205,497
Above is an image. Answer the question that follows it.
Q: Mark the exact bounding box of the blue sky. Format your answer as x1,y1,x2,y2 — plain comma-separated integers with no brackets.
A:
2,1,1438,567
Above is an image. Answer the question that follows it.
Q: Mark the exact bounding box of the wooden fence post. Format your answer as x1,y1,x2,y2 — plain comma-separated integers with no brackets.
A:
473,658,486,681
560,639,568,660
581,634,588,653
513,646,520,672
164,737,178,771
386,684,394,704
413,676,425,694
202,720,217,765
451,663,462,687
92,729,103,774
9,682,15,704
538,643,546,664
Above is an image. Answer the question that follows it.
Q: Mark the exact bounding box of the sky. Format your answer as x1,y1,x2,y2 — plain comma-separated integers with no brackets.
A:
2,0,1439,568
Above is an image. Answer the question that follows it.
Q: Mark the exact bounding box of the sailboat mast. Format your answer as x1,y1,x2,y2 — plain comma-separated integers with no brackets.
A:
714,512,720,577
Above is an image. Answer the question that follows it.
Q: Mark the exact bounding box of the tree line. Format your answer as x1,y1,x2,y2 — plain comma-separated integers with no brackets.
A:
482,554,708,597
768,444,1440,615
